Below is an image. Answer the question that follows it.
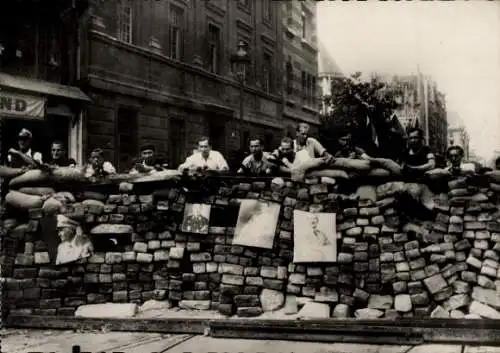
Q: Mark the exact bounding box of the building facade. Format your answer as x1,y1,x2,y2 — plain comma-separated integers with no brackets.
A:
378,73,448,156
0,0,90,166
448,125,470,160
318,40,343,115
83,0,289,171
281,0,320,136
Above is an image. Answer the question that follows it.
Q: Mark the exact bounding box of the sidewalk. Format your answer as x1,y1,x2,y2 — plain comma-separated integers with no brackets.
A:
2,329,500,353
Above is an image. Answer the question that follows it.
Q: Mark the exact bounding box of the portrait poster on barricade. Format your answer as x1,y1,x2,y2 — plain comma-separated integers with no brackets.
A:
40,214,94,265
293,210,337,263
181,203,211,234
233,199,281,249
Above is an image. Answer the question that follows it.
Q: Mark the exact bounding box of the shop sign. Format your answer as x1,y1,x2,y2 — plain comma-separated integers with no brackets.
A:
0,92,46,119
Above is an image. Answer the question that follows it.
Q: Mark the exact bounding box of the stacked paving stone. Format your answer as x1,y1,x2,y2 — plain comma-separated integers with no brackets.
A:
3,175,500,319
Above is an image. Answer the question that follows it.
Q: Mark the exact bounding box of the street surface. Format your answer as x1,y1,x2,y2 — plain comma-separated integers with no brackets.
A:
2,329,500,353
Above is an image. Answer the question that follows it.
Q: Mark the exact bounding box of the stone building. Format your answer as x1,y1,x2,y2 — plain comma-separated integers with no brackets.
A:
377,73,448,156
447,125,470,160
281,0,321,136
84,0,290,171
318,40,343,115
0,0,90,165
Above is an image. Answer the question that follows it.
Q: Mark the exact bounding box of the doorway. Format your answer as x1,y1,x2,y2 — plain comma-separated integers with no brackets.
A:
1,115,69,164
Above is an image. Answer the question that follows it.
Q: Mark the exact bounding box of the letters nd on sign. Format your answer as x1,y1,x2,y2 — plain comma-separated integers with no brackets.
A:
0,91,46,119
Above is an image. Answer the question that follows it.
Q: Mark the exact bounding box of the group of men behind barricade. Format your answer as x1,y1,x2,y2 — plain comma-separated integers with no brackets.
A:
3,123,494,180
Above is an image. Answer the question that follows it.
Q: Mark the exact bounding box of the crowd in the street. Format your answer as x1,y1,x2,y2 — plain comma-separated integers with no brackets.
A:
3,123,494,180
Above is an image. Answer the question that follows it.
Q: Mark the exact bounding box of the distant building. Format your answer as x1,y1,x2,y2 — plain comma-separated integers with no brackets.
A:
318,40,343,115
374,72,448,156
447,125,470,159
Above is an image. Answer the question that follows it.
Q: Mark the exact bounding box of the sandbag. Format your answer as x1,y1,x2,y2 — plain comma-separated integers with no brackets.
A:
119,182,134,192
131,169,182,183
425,168,450,180
490,183,500,192
42,197,64,215
18,187,55,196
331,158,371,171
5,190,44,210
107,173,142,183
368,168,391,177
51,167,85,182
9,169,49,187
290,150,325,182
307,169,350,179
486,170,500,183
0,166,26,178
370,158,402,175
53,192,76,204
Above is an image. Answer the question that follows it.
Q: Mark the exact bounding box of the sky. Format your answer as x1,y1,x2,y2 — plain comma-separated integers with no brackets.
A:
317,1,500,163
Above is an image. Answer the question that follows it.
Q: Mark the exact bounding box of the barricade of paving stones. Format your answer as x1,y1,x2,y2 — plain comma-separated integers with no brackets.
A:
2,175,500,319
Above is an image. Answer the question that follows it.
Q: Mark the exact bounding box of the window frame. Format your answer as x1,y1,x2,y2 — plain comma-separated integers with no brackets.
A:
207,23,221,74
169,5,184,60
117,0,133,44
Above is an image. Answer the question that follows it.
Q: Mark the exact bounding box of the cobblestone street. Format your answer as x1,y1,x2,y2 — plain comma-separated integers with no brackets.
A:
2,329,500,353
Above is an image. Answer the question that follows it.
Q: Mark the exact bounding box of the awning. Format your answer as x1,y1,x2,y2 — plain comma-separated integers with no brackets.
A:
0,72,91,102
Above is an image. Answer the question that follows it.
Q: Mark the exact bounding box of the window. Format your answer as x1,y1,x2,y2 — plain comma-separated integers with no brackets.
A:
238,0,250,9
312,76,317,106
237,39,251,84
116,107,139,172
169,118,185,167
169,6,183,60
307,74,312,105
286,61,293,95
263,0,272,22
301,71,306,100
286,3,293,26
208,24,220,74
301,11,307,39
117,1,133,44
262,52,272,93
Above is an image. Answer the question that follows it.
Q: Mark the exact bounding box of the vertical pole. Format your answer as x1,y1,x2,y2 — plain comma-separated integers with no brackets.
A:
239,79,244,149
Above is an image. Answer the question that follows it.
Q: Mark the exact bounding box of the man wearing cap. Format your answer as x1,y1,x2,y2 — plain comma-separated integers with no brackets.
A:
7,128,43,168
129,144,167,174
83,148,116,179
55,214,93,265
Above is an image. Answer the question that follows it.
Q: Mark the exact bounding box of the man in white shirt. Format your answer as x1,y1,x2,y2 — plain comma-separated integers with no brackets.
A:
83,148,116,178
178,137,229,172
7,128,43,168
294,123,334,163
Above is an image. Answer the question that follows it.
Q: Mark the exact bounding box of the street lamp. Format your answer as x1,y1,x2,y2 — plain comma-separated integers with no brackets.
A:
230,40,250,166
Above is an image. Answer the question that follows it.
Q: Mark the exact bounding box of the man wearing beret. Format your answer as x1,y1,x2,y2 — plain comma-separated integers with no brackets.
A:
7,128,43,168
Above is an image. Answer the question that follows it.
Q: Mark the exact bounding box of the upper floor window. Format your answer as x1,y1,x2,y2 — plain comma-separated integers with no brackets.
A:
238,0,250,9
208,24,220,74
169,6,184,60
117,0,133,44
312,76,317,106
285,61,293,95
262,52,272,93
301,11,307,39
301,71,306,99
306,74,312,105
263,0,272,22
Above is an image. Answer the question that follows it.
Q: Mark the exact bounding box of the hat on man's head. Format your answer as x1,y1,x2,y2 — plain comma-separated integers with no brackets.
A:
18,128,33,139
91,148,104,157
140,143,156,152
57,214,79,228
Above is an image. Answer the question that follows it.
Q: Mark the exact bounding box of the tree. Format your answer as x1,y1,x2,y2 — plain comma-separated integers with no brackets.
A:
320,72,407,161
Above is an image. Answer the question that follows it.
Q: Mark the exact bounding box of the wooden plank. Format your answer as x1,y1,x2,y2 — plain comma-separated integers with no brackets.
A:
6,315,209,334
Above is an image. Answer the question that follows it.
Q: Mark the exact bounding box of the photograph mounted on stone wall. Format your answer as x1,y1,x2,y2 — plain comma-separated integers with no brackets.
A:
233,199,280,249
181,203,211,234
293,210,337,263
40,214,94,265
